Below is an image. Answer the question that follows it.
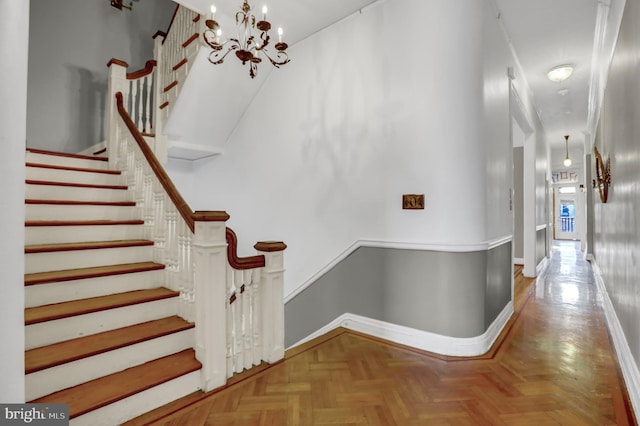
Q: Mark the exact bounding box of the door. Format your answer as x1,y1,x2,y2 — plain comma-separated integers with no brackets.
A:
555,186,577,240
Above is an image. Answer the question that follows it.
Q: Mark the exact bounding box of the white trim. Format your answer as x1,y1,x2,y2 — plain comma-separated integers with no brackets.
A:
514,257,525,265
592,260,640,417
285,236,513,303
536,223,547,232
536,256,549,277
287,302,514,358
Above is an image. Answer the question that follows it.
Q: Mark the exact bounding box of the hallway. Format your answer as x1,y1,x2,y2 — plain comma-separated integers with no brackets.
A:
131,241,636,425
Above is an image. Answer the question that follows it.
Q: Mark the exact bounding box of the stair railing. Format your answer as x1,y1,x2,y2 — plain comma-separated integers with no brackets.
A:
106,4,204,164
111,91,286,392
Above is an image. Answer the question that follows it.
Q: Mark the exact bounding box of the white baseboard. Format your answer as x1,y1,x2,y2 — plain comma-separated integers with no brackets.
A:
288,302,514,357
514,258,525,265
592,260,640,417
536,256,549,277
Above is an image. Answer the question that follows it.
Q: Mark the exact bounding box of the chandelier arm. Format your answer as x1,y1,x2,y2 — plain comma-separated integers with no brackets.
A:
261,49,290,67
207,44,239,65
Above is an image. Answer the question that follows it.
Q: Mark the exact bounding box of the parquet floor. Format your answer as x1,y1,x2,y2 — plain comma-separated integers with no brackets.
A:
146,241,636,425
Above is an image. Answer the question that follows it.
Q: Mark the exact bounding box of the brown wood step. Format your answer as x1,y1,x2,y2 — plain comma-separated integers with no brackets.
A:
26,219,144,227
30,349,201,419
26,316,194,374
26,162,121,175
26,199,135,206
123,361,274,425
26,147,108,162
25,239,154,254
25,261,165,286
26,179,128,190
25,287,178,325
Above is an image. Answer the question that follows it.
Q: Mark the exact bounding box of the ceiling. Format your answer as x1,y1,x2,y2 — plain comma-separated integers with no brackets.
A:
170,0,621,157
494,0,600,151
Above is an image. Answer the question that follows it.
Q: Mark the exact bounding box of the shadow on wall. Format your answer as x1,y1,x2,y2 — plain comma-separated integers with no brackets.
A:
64,65,106,153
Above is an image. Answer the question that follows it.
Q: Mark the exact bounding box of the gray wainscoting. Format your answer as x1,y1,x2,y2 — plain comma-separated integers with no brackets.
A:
536,228,547,266
285,242,512,348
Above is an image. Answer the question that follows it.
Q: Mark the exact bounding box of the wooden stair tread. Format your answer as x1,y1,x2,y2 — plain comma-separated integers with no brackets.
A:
25,261,165,286
26,219,144,227
30,349,201,419
26,239,154,254
26,199,135,206
26,147,109,162
25,287,178,325
26,316,194,374
26,179,128,190
26,162,121,175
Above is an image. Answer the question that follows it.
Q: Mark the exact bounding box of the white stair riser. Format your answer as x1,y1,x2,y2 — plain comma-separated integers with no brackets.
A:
26,329,195,401
25,245,154,274
26,152,110,170
70,371,201,426
26,184,130,203
26,297,178,350
26,224,146,245
26,167,123,186
25,270,164,308
26,204,137,221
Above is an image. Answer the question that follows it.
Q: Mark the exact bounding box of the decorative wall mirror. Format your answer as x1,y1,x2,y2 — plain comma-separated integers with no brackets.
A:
593,146,611,203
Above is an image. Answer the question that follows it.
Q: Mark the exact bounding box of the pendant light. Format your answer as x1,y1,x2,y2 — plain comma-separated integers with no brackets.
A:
563,135,572,167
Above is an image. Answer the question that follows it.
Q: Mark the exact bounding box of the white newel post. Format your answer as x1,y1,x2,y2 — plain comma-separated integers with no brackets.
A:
152,33,168,164
106,59,129,169
254,241,287,364
192,211,230,392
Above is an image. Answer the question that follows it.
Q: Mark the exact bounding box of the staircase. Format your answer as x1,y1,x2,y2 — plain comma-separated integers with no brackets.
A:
24,148,202,425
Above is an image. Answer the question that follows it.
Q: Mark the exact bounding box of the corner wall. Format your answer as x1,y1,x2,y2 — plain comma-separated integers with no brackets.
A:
0,0,28,403
285,243,512,348
593,0,640,388
166,0,521,349
27,0,175,153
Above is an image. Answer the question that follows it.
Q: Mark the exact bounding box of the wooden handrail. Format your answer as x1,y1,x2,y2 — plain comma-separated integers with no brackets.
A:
115,91,229,232
226,228,266,270
127,60,157,80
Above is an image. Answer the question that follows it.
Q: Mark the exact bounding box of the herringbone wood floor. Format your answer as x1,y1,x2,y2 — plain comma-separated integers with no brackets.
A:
137,242,636,425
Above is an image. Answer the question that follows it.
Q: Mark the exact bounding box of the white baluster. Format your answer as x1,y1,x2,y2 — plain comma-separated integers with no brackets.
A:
184,221,194,321
242,269,253,370
153,189,165,264
226,264,235,378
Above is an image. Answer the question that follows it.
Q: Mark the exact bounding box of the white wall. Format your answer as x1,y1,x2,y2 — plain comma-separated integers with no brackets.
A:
0,0,28,403
169,0,520,297
27,0,175,153
482,0,515,241
594,0,640,384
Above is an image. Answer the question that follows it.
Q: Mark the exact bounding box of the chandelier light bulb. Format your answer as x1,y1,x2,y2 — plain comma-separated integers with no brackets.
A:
210,4,216,17
278,26,283,42
262,5,267,19
215,28,221,43
564,157,572,167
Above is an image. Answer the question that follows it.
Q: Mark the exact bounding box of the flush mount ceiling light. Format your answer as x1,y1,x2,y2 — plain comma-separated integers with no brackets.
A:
563,135,572,167
547,65,574,82
203,1,290,79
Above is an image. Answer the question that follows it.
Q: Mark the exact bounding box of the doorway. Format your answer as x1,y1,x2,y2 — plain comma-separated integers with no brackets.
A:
554,186,578,240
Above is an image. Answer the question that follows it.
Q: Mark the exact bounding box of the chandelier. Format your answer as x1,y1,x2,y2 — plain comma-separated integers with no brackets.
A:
203,1,290,79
